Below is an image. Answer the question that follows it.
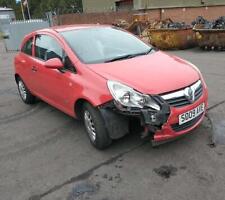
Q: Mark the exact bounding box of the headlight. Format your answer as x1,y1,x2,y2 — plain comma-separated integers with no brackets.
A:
107,80,160,110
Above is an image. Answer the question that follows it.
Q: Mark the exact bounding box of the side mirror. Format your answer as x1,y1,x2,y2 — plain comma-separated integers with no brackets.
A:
45,58,64,69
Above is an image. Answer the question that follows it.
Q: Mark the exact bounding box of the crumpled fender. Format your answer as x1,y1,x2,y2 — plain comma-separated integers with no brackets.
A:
99,108,129,139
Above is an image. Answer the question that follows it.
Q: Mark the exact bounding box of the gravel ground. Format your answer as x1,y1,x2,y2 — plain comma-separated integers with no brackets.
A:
0,40,225,200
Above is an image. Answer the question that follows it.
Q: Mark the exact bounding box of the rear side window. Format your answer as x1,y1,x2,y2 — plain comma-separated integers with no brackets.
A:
34,34,63,61
21,37,33,56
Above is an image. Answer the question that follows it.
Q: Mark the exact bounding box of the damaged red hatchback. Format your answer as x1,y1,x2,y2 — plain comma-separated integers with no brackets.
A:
14,25,208,149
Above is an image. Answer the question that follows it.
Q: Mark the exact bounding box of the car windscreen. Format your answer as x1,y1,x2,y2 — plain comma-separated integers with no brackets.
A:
60,27,154,64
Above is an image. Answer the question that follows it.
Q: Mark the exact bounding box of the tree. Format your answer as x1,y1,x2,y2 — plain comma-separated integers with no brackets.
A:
0,0,83,19
0,0,23,19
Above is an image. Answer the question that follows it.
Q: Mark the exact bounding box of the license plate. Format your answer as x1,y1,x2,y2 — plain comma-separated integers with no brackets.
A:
179,103,205,125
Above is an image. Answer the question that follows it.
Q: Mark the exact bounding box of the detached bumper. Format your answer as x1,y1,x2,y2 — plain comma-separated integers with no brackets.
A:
100,96,171,140
100,86,208,145
152,89,208,144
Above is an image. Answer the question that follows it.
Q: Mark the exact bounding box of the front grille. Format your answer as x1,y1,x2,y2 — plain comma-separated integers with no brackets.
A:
161,80,203,108
195,84,203,100
171,113,203,132
165,96,191,108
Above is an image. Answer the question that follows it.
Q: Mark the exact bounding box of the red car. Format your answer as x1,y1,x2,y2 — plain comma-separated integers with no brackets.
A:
14,25,208,149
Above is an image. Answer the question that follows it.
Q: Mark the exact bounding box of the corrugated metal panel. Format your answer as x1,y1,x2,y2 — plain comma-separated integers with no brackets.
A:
0,10,15,20
1,19,49,51
0,7,13,11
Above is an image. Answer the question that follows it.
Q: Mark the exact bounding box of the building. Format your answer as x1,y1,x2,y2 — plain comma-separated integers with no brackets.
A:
134,0,225,10
82,0,134,12
82,0,118,13
0,7,16,21
82,0,225,13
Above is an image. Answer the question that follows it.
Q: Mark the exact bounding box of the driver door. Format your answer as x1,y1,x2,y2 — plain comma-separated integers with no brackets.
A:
32,34,77,115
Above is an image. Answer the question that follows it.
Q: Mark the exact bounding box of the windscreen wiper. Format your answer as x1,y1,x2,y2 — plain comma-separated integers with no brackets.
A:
134,48,154,56
105,48,154,63
105,54,135,63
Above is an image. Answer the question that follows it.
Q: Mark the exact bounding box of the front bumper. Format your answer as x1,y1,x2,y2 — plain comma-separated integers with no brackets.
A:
152,89,208,143
100,83,208,144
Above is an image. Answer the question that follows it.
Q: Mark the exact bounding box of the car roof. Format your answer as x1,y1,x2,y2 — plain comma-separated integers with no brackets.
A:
38,24,112,33
22,24,114,45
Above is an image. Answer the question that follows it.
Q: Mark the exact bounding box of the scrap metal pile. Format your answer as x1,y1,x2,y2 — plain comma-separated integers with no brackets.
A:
146,19,195,50
113,18,150,43
193,16,225,50
112,19,130,29
192,16,225,29
113,15,225,51
150,18,191,29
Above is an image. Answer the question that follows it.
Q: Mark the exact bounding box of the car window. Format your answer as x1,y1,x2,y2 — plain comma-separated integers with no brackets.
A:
34,34,76,73
60,27,153,64
64,54,76,73
35,34,63,61
21,37,33,56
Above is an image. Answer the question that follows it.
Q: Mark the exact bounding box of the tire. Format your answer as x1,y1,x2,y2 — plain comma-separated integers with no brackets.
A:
82,102,112,150
17,77,36,104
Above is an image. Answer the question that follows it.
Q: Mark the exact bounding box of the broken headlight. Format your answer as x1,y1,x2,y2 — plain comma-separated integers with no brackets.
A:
107,80,160,111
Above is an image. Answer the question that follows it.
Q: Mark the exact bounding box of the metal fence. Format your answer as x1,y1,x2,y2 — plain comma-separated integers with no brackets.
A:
1,19,49,51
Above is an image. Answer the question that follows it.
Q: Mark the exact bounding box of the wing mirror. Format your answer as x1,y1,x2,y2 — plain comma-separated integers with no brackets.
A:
45,58,64,69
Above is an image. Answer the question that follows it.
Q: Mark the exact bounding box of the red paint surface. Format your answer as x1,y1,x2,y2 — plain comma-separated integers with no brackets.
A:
14,25,208,143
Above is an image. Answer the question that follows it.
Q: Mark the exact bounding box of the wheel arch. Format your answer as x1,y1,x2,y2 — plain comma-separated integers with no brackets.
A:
74,98,129,140
74,98,95,120
15,73,20,83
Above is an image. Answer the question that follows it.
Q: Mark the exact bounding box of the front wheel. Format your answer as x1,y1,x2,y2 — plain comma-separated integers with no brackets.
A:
17,78,36,104
82,103,112,150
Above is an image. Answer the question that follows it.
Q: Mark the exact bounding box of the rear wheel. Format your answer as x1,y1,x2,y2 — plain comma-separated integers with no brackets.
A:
82,103,112,150
17,78,36,104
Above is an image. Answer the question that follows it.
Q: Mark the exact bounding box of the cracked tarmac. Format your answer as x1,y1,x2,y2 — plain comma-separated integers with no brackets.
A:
1,41,225,200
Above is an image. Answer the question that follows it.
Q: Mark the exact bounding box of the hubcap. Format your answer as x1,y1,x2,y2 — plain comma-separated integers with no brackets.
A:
18,81,27,101
84,110,96,142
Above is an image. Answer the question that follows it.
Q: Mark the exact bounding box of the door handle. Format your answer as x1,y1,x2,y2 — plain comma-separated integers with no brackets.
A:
32,66,37,72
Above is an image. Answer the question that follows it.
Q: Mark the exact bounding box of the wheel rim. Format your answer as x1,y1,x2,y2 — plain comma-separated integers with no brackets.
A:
84,110,97,142
18,80,27,101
